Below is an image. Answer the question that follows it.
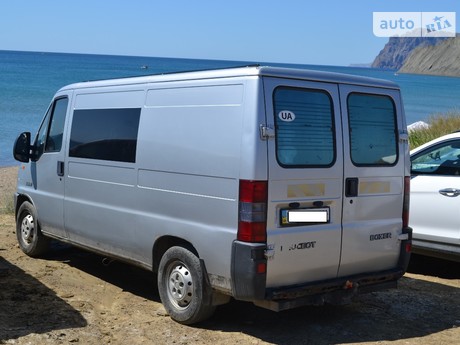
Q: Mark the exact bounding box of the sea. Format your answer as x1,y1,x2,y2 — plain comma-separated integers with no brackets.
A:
2,49,460,167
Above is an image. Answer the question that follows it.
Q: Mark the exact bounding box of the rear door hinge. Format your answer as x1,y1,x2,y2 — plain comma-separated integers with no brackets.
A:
260,125,275,140
398,233,409,241
399,129,409,143
264,245,275,260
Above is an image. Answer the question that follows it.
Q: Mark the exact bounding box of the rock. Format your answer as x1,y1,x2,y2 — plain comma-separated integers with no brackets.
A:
372,36,449,70
399,35,460,76
156,306,169,317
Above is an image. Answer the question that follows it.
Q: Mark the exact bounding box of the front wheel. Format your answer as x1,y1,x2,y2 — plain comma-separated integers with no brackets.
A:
16,201,49,257
158,246,215,324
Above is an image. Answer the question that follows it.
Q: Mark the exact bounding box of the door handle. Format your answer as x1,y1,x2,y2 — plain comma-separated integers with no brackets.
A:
345,178,359,197
439,188,460,197
57,161,64,177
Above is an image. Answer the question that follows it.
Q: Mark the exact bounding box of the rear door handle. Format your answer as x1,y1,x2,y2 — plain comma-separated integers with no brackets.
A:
439,188,460,197
345,178,359,197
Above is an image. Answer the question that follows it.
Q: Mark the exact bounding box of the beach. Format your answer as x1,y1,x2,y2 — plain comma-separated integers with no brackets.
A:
0,166,17,189
0,167,459,344
0,166,17,213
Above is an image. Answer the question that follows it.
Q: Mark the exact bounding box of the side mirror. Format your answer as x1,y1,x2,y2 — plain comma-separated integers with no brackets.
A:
13,132,31,163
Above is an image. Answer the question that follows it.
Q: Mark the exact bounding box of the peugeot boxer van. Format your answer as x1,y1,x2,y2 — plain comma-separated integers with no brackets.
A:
13,66,412,324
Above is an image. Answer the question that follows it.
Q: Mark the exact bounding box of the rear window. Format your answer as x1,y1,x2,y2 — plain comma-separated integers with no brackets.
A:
347,93,398,166
274,87,335,167
69,108,141,163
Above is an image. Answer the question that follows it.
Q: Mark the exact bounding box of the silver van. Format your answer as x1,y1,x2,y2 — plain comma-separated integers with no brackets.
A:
13,66,412,324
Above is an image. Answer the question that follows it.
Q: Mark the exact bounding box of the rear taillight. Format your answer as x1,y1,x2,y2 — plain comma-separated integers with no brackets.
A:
237,180,268,242
403,176,410,229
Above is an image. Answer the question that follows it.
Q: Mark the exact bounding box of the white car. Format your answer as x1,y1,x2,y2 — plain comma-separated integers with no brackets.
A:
410,132,460,262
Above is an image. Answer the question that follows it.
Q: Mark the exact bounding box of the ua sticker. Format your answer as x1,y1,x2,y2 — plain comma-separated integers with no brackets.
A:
278,110,295,122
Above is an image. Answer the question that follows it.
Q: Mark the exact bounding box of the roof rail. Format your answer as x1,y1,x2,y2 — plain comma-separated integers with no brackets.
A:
83,64,261,83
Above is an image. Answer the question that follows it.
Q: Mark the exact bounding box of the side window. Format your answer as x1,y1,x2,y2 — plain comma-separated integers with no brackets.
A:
45,98,68,152
69,108,141,163
348,93,397,166
34,97,68,160
411,140,460,176
274,87,335,167
35,107,52,159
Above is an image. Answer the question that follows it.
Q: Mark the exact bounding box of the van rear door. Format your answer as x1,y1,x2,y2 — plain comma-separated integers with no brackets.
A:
262,77,344,288
338,85,405,276
263,78,405,288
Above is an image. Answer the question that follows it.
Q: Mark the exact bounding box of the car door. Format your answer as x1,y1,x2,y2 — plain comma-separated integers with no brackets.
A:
338,85,406,276
28,93,71,239
263,77,344,288
411,139,460,246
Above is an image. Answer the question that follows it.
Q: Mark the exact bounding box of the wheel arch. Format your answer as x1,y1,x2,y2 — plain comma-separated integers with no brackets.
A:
15,193,34,219
152,236,199,274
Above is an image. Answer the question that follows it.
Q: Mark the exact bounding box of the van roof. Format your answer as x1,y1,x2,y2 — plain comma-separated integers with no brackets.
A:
58,65,399,91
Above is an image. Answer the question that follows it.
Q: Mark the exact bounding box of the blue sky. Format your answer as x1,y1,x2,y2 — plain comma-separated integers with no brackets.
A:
0,0,458,66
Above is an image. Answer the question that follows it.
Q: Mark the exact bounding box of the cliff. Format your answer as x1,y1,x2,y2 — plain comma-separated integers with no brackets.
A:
371,36,448,70
398,35,460,76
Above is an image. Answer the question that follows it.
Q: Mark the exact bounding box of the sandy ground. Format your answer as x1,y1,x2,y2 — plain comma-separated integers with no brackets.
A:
0,166,459,345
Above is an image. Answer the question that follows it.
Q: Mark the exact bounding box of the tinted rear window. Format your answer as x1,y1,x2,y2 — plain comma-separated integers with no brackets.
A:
273,87,335,167
347,93,397,166
69,108,141,163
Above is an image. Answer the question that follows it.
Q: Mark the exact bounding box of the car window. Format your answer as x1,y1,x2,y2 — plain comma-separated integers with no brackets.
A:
411,140,460,175
347,93,398,166
69,108,141,163
34,97,68,160
35,105,52,159
273,86,335,167
45,97,68,152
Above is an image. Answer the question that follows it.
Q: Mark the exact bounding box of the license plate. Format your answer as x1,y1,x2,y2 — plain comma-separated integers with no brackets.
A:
281,208,329,226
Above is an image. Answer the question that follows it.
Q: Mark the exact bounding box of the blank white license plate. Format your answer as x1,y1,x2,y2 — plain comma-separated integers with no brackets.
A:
287,208,329,223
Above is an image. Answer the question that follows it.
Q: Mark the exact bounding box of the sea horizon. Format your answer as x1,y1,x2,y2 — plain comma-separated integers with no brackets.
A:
1,48,371,70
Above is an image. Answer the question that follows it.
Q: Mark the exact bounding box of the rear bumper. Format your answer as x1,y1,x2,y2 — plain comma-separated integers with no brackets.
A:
257,268,402,311
231,227,412,310
398,226,413,271
231,241,267,301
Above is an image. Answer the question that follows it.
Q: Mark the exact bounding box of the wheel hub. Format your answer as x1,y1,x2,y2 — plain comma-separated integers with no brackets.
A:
21,214,34,244
167,263,193,308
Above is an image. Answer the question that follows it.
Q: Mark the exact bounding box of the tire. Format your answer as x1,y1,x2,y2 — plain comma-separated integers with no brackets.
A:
158,246,216,324
16,201,49,257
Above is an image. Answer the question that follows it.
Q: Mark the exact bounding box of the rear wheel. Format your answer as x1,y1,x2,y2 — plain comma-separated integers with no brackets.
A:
16,201,49,257
158,246,215,324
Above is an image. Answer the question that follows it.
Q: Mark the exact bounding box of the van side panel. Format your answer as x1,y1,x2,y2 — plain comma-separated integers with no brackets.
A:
136,79,265,282
62,78,266,290
141,83,244,177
